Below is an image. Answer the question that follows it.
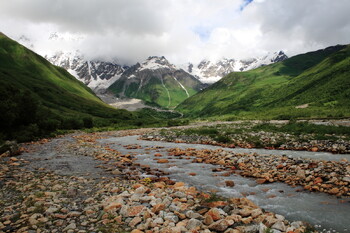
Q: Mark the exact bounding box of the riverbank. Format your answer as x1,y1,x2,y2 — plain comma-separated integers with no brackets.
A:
140,121,350,154
0,130,314,233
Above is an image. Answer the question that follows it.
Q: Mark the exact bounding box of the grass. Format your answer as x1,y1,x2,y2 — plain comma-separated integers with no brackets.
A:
159,121,350,148
108,65,203,109
176,44,350,119
0,33,188,143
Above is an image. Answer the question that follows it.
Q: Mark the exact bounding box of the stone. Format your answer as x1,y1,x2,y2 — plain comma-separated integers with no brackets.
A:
186,218,202,230
129,217,142,227
209,219,230,231
329,187,340,195
128,205,146,217
153,217,164,225
204,214,214,225
68,211,82,217
105,202,122,211
45,207,59,214
152,203,165,214
225,180,235,187
343,177,350,182
157,159,169,164
164,213,179,223
206,208,222,221
131,230,143,233
173,191,186,198
272,221,286,232
256,178,267,184
135,186,148,195
296,168,306,179
29,213,43,226
185,210,201,219
241,217,253,224
251,209,263,218
239,208,252,217
63,223,76,231
67,188,78,197
264,215,278,227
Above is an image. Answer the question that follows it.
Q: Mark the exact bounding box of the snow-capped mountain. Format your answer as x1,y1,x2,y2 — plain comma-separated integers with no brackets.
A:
182,51,288,83
108,56,204,108
46,51,126,92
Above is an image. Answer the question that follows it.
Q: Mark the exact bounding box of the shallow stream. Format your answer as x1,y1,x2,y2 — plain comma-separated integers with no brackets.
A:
100,136,350,232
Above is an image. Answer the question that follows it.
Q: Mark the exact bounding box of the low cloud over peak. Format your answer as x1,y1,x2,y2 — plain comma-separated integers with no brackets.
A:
1,0,349,65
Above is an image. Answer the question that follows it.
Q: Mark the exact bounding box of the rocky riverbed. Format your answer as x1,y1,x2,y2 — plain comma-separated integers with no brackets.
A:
0,130,315,233
165,148,350,197
140,122,350,154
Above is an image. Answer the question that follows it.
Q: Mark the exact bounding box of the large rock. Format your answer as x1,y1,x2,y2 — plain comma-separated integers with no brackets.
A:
186,218,202,230
271,221,286,232
0,141,19,156
206,208,222,221
296,168,306,179
208,219,230,231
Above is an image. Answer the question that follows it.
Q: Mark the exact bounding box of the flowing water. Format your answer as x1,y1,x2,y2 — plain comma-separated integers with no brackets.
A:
100,136,350,232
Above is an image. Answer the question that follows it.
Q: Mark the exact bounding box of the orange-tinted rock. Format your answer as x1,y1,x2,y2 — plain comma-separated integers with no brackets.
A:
206,208,222,221
154,153,162,157
131,230,144,233
208,219,230,231
311,147,318,152
206,201,228,208
129,217,142,227
128,205,145,217
241,217,253,224
189,173,197,176
157,159,169,164
172,182,185,189
204,214,214,225
256,178,267,184
152,204,165,214
153,182,166,189
314,177,323,184
104,202,122,211
329,187,340,195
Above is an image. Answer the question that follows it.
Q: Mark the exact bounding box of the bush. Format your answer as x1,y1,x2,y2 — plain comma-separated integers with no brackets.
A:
83,117,94,128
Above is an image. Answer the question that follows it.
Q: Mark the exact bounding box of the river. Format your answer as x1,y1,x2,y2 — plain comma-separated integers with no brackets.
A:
99,135,350,232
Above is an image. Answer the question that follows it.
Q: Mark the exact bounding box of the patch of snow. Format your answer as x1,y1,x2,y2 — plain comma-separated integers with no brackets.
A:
160,76,171,107
128,74,136,79
67,69,79,79
197,76,222,84
173,77,189,97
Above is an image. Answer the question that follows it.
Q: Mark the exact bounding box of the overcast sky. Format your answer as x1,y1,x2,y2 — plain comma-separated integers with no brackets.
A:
0,0,349,65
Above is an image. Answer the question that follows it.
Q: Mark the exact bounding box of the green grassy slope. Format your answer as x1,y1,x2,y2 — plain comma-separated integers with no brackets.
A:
109,66,203,109
176,45,350,119
110,75,201,109
0,33,137,141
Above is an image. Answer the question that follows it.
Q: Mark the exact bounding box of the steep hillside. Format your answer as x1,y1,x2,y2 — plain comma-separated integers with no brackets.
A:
0,33,136,141
176,45,350,119
46,51,126,93
108,56,204,108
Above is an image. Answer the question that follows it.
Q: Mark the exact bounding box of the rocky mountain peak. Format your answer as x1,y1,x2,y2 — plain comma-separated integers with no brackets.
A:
183,51,288,84
139,56,175,71
46,50,125,93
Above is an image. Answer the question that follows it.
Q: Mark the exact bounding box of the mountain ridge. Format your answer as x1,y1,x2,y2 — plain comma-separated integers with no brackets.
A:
180,51,288,83
176,44,350,119
108,56,204,108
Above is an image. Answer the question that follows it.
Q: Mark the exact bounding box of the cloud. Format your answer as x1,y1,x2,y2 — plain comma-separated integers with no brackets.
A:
0,0,349,65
